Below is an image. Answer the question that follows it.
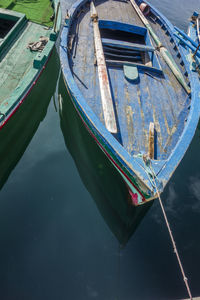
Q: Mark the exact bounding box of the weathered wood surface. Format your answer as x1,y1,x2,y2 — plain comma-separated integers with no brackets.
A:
70,0,190,160
197,17,200,42
90,1,117,133
148,122,154,159
0,22,50,104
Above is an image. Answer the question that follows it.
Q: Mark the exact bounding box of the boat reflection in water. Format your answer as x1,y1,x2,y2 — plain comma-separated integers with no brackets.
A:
0,49,60,190
59,76,152,246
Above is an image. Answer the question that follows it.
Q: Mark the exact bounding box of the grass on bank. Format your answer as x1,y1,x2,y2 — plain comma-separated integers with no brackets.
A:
0,0,54,27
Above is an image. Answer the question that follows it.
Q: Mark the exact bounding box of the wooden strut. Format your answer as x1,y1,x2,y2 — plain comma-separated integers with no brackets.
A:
197,17,200,43
151,173,193,300
129,0,191,94
53,1,60,33
90,1,117,133
148,122,154,159
193,41,200,58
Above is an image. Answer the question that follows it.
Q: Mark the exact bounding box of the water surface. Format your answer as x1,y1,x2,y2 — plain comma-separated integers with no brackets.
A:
0,1,200,299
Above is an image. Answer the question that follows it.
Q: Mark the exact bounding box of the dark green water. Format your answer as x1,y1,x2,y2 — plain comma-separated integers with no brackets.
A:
0,1,200,299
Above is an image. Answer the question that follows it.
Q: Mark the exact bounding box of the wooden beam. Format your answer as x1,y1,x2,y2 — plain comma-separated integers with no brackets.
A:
102,38,155,52
53,1,60,33
193,17,200,58
197,17,200,43
148,122,154,159
90,2,117,133
106,59,163,74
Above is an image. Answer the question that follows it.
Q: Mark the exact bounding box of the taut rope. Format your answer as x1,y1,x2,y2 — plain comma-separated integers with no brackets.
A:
151,172,193,300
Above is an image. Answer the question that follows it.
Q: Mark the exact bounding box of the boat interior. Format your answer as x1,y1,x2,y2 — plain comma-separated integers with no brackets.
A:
0,9,51,105
0,16,17,39
69,0,191,161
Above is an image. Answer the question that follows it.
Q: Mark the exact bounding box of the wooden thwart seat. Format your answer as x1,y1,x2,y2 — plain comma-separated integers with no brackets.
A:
102,38,155,52
106,59,163,74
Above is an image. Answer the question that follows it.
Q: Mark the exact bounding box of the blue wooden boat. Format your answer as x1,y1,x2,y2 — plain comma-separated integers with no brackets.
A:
60,0,200,205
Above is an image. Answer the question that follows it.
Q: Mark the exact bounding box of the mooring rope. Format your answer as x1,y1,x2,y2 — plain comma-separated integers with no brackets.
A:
151,172,193,300
116,244,121,300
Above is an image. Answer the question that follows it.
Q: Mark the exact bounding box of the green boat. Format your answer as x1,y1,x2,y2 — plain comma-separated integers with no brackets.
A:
0,0,61,129
0,49,60,190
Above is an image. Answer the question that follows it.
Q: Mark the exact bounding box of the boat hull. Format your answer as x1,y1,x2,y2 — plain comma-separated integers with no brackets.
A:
59,75,153,244
0,49,60,189
61,75,156,206
0,0,61,130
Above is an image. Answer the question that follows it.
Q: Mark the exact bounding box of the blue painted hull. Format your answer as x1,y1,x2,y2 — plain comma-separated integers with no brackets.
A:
60,0,200,205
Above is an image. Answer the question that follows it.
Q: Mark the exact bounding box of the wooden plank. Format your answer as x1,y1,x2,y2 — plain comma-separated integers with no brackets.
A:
98,19,147,35
104,51,141,61
197,17,200,42
53,1,60,33
102,38,155,52
148,122,154,159
103,45,140,55
141,50,152,67
90,1,117,133
106,59,163,74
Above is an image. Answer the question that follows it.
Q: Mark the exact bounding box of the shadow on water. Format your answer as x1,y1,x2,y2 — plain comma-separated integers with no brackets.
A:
0,0,200,297
0,48,60,190
58,75,152,246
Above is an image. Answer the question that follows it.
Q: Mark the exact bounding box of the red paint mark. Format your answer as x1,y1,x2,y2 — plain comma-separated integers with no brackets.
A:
128,189,139,205
102,71,108,84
